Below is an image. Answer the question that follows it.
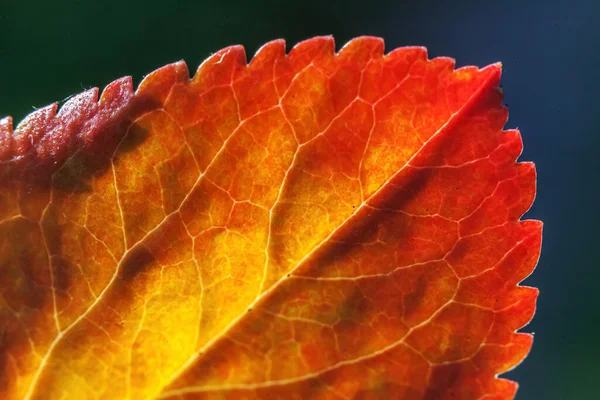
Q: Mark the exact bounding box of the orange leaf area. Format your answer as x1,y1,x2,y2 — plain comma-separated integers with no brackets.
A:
0,37,541,400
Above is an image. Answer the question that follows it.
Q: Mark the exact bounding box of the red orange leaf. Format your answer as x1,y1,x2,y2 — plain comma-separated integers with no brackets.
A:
0,36,541,400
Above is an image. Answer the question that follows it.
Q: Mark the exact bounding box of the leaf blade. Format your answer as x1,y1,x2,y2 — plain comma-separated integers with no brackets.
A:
0,36,541,400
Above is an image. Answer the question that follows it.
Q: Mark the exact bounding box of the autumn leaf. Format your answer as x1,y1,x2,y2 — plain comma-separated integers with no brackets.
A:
0,36,541,400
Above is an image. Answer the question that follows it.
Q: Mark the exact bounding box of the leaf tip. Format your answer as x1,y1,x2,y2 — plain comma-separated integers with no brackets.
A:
483,61,503,82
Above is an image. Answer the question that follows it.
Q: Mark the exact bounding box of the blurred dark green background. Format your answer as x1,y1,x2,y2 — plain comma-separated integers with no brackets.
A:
1,0,598,398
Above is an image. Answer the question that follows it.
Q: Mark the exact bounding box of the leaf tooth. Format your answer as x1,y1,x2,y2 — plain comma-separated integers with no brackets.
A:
56,88,99,126
512,162,538,218
337,36,385,60
431,55,457,73
0,115,14,160
79,77,135,153
495,129,524,165
498,286,539,330
192,45,246,86
10,104,57,160
288,35,335,60
99,76,133,111
249,38,286,68
137,60,189,104
385,45,428,61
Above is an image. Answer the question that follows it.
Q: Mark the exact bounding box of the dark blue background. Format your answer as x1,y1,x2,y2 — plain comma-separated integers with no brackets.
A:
1,0,597,398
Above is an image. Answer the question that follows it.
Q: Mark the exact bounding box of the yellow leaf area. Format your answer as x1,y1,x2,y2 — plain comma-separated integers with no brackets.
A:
0,37,541,400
